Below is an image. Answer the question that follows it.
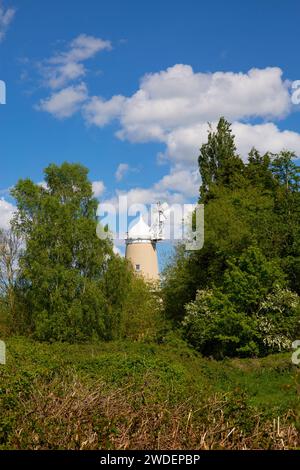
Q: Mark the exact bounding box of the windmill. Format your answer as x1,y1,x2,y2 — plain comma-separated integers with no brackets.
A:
125,202,167,282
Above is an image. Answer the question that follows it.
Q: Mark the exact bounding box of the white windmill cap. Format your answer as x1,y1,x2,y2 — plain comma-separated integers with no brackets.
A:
128,214,152,240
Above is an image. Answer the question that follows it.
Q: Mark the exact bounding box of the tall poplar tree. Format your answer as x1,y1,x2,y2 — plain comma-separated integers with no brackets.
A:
198,117,244,201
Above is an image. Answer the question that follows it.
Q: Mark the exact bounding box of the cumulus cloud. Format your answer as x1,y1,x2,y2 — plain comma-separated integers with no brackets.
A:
42,34,112,89
0,198,15,230
232,122,300,158
36,61,300,212
0,1,15,43
38,83,88,118
161,121,300,165
163,121,300,166
92,180,105,197
103,165,200,213
83,95,125,127
82,64,300,167
155,167,200,198
99,167,199,247
84,65,291,138
37,61,300,163
37,34,112,119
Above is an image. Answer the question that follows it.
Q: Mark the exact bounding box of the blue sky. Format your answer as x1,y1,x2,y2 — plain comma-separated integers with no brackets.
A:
0,0,300,258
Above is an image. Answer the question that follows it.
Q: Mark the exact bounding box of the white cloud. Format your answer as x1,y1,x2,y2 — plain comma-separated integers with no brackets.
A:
0,198,15,230
45,61,86,90
0,1,15,43
99,167,199,246
59,34,111,62
37,35,112,119
37,61,300,165
92,180,105,197
38,83,88,118
162,123,210,164
83,95,125,127
155,167,200,198
42,34,112,89
85,65,291,140
94,66,300,231
36,61,300,212
103,165,199,213
232,122,300,158
82,64,300,167
115,163,129,182
161,121,300,166
102,188,183,219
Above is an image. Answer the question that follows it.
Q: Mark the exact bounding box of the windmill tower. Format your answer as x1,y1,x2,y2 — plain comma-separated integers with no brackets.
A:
125,203,165,282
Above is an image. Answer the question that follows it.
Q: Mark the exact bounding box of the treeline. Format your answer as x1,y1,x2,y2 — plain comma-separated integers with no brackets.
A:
162,118,300,358
1,118,300,358
0,163,162,342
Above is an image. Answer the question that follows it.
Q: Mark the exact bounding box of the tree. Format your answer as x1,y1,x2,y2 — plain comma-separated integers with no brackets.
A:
182,289,260,359
182,248,298,359
11,162,119,341
257,287,300,353
163,119,300,328
270,152,300,292
182,284,300,359
162,185,283,323
271,151,300,193
0,229,22,326
245,148,274,190
223,246,286,313
198,117,244,201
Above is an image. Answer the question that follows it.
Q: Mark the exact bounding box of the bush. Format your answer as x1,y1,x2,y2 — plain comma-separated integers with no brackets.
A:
119,277,165,341
181,247,300,358
182,286,300,358
223,246,286,313
182,289,260,358
257,287,300,353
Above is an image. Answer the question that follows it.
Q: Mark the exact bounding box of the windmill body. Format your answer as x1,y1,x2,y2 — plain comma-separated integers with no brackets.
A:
125,205,165,282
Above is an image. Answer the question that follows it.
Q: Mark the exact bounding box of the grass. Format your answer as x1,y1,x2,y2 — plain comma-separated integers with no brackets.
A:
0,334,299,449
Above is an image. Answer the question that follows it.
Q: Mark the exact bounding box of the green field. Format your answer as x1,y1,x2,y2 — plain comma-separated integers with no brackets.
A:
1,335,299,450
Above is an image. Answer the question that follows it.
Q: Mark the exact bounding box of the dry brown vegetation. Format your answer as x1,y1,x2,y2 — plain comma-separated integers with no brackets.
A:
8,373,300,450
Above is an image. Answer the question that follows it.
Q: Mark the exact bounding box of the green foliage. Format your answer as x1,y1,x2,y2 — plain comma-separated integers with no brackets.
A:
271,151,300,192
182,247,300,358
161,245,201,323
162,185,285,322
163,118,300,361
245,148,273,188
10,162,150,342
198,117,244,201
182,289,260,359
257,287,300,352
119,277,165,341
0,337,298,449
2,116,299,362
223,246,286,313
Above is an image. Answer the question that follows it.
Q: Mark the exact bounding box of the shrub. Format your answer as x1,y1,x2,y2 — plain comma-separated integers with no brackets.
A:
181,247,299,358
257,287,300,353
182,286,300,358
182,289,260,358
120,277,165,342
223,246,286,313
